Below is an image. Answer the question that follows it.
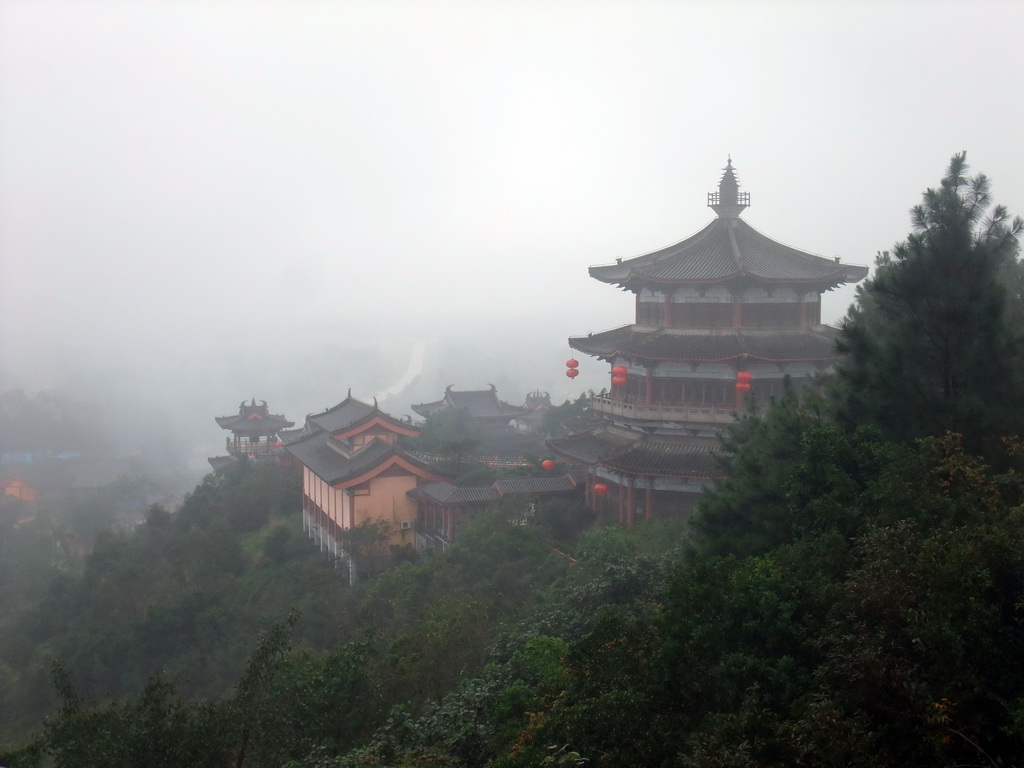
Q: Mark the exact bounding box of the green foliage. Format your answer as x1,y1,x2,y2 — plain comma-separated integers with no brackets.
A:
689,386,832,557
833,152,1024,449
532,498,595,546
409,408,484,472
43,662,230,768
539,392,593,438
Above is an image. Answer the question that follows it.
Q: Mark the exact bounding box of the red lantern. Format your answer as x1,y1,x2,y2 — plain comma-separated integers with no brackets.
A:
566,358,579,369
541,459,556,471
612,365,627,376
611,375,628,387
736,371,752,383
566,368,580,379
736,381,751,393
593,483,608,494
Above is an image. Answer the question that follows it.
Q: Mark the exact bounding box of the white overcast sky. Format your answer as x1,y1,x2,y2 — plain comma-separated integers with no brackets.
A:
2,0,1023,396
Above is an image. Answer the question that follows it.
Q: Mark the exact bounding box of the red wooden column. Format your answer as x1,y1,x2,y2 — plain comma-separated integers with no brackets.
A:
732,296,743,328
645,369,655,405
663,293,673,327
645,483,654,520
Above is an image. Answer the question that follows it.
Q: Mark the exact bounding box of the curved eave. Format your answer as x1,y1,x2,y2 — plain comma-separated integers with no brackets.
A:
590,270,856,294
588,217,868,291
568,326,843,365
547,431,724,480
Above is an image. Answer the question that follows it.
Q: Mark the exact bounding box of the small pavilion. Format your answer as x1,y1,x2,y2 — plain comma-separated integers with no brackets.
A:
213,398,294,464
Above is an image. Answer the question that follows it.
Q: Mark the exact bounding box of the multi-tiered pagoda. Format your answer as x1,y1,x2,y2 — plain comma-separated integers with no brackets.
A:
548,159,868,523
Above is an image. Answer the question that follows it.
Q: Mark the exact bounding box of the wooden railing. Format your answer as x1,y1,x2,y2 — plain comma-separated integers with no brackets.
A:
226,439,278,456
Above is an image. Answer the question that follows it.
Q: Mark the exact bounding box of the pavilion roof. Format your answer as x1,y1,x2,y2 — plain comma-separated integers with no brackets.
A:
215,399,294,434
589,159,868,292
570,325,843,364
548,428,723,480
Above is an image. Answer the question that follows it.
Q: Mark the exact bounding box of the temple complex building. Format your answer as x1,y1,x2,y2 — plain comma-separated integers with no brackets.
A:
409,473,584,552
548,159,868,524
210,398,294,469
281,392,446,576
412,385,533,429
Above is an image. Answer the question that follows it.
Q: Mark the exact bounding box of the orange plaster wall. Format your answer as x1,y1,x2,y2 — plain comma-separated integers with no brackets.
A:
352,473,418,546
305,470,351,530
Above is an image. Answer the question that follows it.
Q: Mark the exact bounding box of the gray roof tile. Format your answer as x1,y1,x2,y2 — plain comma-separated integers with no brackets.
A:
548,429,722,479
570,326,842,363
590,217,868,289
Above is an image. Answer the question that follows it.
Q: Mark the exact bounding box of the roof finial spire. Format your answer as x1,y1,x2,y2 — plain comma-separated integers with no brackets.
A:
708,156,750,218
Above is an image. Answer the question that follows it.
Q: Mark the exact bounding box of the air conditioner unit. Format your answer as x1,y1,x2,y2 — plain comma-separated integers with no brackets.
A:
400,520,412,530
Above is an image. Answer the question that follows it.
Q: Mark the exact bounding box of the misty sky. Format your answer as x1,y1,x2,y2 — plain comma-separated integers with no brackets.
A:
2,1,1023,449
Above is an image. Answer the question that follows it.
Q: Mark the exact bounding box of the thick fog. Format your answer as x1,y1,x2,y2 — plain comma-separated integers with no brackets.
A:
2,1,1022,485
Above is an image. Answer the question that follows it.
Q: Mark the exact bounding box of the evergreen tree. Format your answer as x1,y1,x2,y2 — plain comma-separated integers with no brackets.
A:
832,153,1023,448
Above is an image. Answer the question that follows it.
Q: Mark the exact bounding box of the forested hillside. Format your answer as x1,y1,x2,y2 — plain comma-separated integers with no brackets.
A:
3,154,1024,768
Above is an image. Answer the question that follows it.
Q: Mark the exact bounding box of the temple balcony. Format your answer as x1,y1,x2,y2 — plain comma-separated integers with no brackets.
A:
590,395,736,425
225,438,278,457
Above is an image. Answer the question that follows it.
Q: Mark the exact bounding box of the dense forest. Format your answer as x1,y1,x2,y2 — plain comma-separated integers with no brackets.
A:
3,153,1024,767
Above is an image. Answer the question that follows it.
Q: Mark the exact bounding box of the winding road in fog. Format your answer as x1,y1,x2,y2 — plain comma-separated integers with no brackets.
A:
374,339,430,404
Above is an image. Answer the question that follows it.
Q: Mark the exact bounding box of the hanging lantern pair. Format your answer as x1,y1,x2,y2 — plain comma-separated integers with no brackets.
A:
611,365,628,388
736,370,752,393
566,358,580,379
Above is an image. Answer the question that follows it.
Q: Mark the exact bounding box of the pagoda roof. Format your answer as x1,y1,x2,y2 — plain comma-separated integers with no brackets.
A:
570,325,843,364
215,399,294,434
589,159,867,292
548,427,722,480
284,431,436,487
412,385,532,421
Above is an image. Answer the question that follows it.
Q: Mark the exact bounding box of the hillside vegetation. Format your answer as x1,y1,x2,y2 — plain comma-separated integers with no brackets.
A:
3,154,1024,767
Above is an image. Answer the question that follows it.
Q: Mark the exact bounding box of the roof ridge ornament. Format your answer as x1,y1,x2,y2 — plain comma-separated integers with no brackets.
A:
708,156,750,218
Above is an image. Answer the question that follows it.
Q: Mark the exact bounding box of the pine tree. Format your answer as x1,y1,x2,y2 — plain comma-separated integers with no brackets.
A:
832,153,1023,449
